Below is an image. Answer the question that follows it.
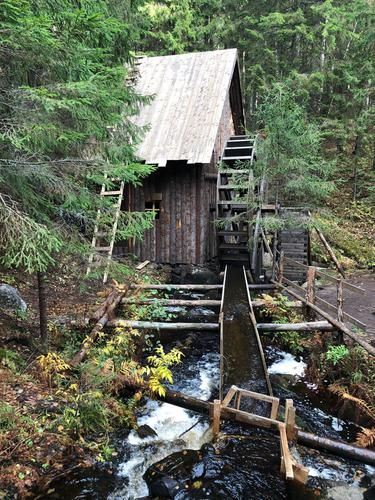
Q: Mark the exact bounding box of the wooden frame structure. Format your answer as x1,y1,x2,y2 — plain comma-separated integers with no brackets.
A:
211,385,308,483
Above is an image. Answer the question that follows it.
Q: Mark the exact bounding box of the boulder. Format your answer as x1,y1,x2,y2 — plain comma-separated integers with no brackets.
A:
183,267,219,285
136,424,158,439
147,476,182,498
0,284,27,312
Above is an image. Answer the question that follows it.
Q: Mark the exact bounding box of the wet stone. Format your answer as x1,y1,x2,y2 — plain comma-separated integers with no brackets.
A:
137,425,158,439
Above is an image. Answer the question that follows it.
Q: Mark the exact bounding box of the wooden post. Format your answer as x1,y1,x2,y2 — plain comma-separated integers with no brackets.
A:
212,399,221,438
337,279,344,323
285,399,297,441
278,251,284,285
279,423,294,480
336,279,344,343
305,266,316,320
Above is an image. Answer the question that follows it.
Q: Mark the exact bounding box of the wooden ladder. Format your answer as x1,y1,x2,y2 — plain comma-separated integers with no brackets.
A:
86,175,124,284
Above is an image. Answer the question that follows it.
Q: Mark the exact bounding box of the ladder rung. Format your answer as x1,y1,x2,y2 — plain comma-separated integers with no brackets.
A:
101,190,122,196
218,185,244,190
95,246,112,252
220,170,249,174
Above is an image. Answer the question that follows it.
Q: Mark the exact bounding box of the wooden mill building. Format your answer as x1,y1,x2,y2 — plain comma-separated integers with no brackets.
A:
122,49,245,265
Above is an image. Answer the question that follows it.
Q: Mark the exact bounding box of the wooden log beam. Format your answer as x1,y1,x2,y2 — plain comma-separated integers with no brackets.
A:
129,284,277,291
257,321,335,332
122,298,221,307
70,286,128,367
120,380,375,465
122,298,302,309
109,320,219,331
272,280,375,356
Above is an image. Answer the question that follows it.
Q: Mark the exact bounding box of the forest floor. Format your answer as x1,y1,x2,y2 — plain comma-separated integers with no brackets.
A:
0,258,170,498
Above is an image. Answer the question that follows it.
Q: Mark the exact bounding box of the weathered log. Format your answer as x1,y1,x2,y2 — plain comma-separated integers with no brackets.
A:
91,288,117,322
122,299,221,307
257,321,334,332
109,320,219,331
129,284,277,291
122,298,302,308
121,380,375,465
70,286,128,366
273,280,375,356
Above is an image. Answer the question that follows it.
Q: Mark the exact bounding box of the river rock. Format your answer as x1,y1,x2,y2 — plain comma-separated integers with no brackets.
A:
0,284,27,312
136,424,158,439
183,266,219,285
147,475,182,498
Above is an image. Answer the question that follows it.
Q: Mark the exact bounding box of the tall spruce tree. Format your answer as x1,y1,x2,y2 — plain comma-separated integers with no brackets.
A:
0,0,155,345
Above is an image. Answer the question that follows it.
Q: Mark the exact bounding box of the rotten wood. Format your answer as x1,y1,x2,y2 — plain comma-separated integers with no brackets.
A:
70,286,128,367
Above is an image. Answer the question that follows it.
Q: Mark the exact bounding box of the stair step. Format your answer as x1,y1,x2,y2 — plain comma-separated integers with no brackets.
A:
227,139,253,147
230,135,250,139
220,254,250,262
218,231,248,236
223,147,253,157
95,246,112,252
220,170,249,174
219,243,248,250
222,156,252,161
218,185,245,190
217,200,247,206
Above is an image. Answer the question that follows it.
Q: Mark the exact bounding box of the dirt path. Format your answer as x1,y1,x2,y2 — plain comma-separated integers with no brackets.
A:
317,272,375,345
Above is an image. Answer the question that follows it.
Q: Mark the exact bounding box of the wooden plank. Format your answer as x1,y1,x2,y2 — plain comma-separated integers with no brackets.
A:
285,399,297,441
222,386,237,408
212,399,221,437
279,423,294,480
136,260,150,270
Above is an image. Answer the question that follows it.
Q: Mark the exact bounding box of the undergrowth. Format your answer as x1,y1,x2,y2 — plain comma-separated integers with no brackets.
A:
260,293,306,354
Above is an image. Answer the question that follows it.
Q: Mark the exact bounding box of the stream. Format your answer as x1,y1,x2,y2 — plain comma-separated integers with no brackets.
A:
47,278,375,499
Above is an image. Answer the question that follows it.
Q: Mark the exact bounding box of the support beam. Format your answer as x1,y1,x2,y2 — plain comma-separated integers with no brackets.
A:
122,298,302,308
129,284,277,291
109,320,219,331
257,321,335,332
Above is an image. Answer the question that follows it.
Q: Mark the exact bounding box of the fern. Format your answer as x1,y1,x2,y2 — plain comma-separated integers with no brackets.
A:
328,384,375,421
355,427,375,449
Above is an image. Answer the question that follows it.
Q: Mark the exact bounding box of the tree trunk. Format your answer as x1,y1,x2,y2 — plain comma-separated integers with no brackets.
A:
37,271,48,351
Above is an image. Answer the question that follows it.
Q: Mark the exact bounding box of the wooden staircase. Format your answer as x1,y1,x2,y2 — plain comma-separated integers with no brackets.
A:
217,135,256,266
278,209,310,282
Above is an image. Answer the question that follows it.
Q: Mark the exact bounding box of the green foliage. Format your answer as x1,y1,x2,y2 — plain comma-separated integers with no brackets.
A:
325,345,350,366
0,402,17,432
0,0,154,275
261,293,305,354
255,83,336,206
0,348,25,372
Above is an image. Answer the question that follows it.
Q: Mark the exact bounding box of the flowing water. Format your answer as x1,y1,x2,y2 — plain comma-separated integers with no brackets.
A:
47,269,375,499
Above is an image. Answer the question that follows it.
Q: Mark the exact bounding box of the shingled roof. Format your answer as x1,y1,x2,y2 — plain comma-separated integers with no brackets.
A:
132,49,242,167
